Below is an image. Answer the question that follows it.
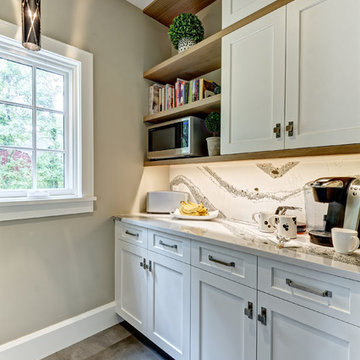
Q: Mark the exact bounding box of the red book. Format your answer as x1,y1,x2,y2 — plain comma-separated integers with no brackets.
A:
176,78,189,107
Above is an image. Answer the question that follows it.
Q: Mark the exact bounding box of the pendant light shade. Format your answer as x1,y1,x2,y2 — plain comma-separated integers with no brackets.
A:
22,0,41,51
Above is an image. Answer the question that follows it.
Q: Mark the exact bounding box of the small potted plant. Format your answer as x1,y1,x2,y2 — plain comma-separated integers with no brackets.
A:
168,13,204,53
205,112,220,156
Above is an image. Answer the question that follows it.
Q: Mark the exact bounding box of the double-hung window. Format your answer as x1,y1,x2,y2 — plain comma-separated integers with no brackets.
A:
0,52,74,197
0,20,94,221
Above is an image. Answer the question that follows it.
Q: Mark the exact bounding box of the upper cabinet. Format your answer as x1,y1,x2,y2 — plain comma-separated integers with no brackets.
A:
285,0,360,149
221,7,286,154
222,0,360,155
222,0,275,28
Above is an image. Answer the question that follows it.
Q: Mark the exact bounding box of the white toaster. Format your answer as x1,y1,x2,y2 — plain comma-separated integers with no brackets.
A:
146,191,189,214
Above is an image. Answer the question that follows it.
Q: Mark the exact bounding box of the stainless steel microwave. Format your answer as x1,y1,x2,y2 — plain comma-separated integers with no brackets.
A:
146,116,209,160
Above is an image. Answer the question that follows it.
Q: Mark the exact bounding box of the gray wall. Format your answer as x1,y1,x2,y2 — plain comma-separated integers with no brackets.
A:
169,0,222,84
0,0,170,344
197,0,222,85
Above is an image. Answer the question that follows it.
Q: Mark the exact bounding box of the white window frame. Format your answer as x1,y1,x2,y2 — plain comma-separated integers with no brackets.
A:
0,45,75,198
0,19,95,221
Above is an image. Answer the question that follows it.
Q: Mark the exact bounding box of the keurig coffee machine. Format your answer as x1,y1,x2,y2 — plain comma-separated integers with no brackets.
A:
304,177,360,246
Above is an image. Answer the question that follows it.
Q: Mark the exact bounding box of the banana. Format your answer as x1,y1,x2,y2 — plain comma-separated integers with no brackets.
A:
179,201,209,216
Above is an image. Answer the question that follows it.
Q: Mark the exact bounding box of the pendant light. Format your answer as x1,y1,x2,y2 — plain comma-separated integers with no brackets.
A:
22,0,41,51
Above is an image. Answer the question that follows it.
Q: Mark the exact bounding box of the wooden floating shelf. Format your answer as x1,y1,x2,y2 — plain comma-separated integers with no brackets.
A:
143,0,217,27
143,0,294,84
144,94,221,123
143,34,221,84
144,144,360,166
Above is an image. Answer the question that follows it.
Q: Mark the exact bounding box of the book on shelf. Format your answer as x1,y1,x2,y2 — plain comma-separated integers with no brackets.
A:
184,82,189,106
160,85,163,112
158,84,175,112
199,79,217,100
175,78,188,107
148,83,162,115
147,77,219,116
188,80,193,104
184,78,217,104
166,84,174,111
195,79,199,102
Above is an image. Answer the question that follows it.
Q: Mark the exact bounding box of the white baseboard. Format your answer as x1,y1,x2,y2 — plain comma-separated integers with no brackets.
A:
0,302,122,360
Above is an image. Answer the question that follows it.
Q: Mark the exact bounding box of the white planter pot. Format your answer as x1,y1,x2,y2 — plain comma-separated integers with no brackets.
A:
178,38,196,53
206,137,220,156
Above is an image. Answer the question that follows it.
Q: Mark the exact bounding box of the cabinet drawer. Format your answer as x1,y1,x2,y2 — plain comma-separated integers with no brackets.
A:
258,257,360,326
191,241,257,288
116,222,147,248
148,230,190,264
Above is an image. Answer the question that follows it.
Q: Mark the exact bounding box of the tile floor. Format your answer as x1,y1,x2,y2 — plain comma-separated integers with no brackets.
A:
43,322,173,360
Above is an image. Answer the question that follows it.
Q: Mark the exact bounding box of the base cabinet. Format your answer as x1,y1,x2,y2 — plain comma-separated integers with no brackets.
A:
115,240,148,334
191,267,257,360
147,251,190,360
257,292,360,360
116,222,360,360
115,237,190,360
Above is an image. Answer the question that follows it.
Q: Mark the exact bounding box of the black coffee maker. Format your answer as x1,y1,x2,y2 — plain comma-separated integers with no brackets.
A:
304,177,357,246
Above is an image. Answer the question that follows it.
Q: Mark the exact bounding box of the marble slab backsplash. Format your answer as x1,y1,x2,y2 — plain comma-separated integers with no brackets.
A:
169,154,360,223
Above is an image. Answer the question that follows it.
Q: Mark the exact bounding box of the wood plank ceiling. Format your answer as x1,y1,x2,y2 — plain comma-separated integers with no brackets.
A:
143,0,217,27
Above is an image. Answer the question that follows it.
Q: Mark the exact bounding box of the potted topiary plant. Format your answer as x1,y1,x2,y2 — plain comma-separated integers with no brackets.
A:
205,112,220,156
168,13,205,53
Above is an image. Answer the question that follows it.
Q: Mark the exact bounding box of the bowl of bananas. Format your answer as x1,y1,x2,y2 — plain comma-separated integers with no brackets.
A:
172,201,219,220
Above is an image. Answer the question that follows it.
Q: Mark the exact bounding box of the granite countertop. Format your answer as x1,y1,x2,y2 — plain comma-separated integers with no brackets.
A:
114,214,360,282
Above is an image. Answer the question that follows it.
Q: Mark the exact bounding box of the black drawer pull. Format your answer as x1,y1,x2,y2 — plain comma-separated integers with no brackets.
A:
257,307,267,325
140,258,147,270
159,240,178,249
125,230,139,238
286,278,332,298
208,255,235,267
244,302,253,319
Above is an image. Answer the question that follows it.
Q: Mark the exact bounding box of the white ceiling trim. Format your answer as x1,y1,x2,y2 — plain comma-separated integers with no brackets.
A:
126,0,153,10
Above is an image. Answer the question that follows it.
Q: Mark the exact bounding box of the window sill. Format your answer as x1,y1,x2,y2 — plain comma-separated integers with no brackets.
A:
0,196,96,221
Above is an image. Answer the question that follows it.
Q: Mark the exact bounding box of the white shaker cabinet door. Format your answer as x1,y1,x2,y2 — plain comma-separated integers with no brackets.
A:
222,0,274,28
115,240,148,334
147,251,190,360
257,292,360,360
191,267,256,360
221,7,286,154
285,0,360,148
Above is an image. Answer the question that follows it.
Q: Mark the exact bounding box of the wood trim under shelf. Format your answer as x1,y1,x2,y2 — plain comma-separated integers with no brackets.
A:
143,0,217,27
144,94,221,123
143,0,294,84
144,144,360,166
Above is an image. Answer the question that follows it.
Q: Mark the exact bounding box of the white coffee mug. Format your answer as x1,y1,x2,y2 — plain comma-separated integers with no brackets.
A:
331,228,359,254
269,215,297,239
252,212,276,233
